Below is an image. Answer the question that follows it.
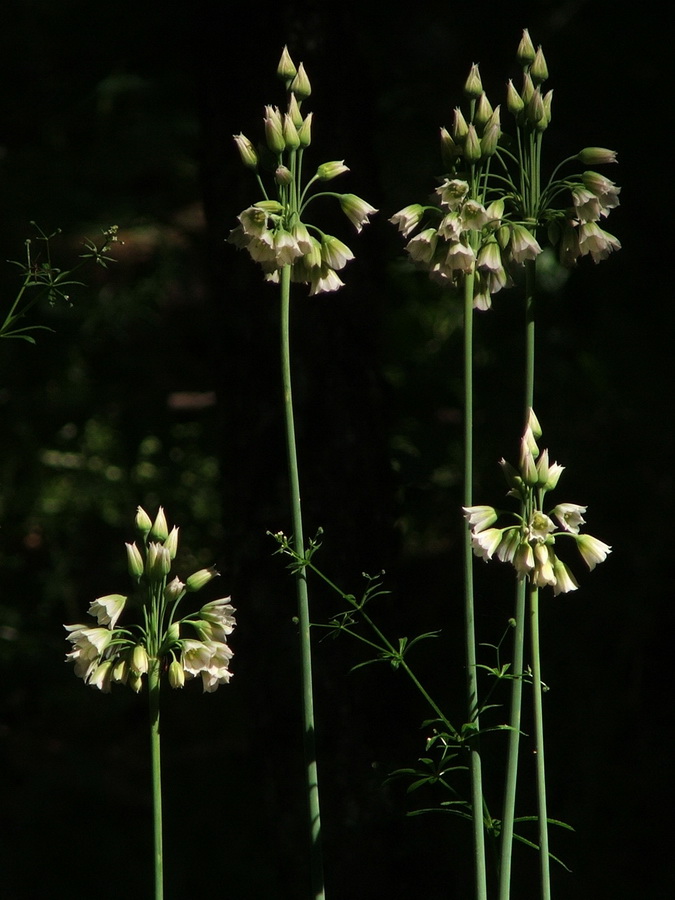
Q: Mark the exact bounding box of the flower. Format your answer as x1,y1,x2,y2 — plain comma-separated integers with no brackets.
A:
320,235,354,270
551,503,587,533
389,204,424,237
233,133,258,170
436,179,469,209
552,558,579,596
581,171,621,212
471,527,504,560
406,229,438,264
88,594,127,629
309,265,344,296
463,505,498,532
508,223,542,264
578,222,621,262
533,543,556,587
200,598,237,638
339,194,378,232
575,533,612,570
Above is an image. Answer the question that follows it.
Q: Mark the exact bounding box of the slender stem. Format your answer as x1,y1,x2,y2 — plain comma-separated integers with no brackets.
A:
462,268,488,900
148,659,163,900
524,257,536,416
529,584,551,900
279,264,325,900
498,578,526,899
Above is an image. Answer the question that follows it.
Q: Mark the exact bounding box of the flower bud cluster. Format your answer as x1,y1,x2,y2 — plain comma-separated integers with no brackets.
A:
65,506,236,694
229,46,377,295
463,411,611,595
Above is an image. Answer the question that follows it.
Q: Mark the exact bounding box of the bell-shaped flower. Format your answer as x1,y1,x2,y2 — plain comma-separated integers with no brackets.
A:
471,527,504,561
407,229,438,264
578,222,621,263
462,505,498,533
551,502,587,534
88,594,127,629
552,557,579,596
575,533,612,570
436,178,469,210
581,171,620,213
533,543,556,587
320,235,354,270
309,265,344,296
339,194,378,233
389,204,424,238
508,223,542,264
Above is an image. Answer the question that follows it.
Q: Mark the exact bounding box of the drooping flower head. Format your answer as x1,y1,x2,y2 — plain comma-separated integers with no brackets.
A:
229,47,377,295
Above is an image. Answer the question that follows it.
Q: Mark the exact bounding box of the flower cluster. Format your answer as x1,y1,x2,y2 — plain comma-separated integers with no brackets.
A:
391,181,543,310
65,506,236,693
463,411,611,595
390,29,620,310
229,46,376,295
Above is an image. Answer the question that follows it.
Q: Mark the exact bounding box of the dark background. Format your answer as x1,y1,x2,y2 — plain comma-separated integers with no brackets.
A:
0,1,670,897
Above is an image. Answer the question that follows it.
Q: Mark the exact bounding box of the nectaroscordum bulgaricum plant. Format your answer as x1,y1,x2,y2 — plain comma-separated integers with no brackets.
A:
65,506,235,900
229,45,377,900
390,28,619,900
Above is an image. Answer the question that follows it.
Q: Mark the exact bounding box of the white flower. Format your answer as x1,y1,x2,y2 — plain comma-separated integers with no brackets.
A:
200,598,237,638
435,179,469,210
461,200,488,231
581,171,621,212
438,212,463,242
576,533,612,570
274,229,303,266
444,241,475,275
320,235,354,270
508,223,542,264
471,527,503,560
88,594,127,629
527,511,556,542
462,505,498,533
578,222,621,263
88,660,114,693
238,206,269,238
406,228,437,264
389,204,424,237
339,194,378,233
533,543,556,587
551,503,587,534
552,558,579,596
571,186,602,223
309,266,344,296
477,240,502,273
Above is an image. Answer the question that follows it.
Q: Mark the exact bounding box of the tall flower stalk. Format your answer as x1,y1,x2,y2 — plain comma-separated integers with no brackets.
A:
392,29,620,897
65,506,236,900
230,46,376,900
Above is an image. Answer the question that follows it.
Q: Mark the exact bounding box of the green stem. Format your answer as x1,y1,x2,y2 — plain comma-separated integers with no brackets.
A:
524,257,536,416
462,268,488,900
280,264,325,900
530,584,551,900
148,659,163,900
498,578,526,899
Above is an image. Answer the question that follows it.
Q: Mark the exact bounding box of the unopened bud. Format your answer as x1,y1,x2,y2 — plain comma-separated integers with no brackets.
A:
316,160,350,181
440,127,458,169
290,62,311,100
287,92,303,128
506,79,524,117
233,133,258,170
577,147,618,165
264,106,285,155
517,29,536,66
474,92,493,129
275,165,292,185
126,542,144,579
150,507,169,542
186,566,220,592
453,107,469,142
131,644,149,676
298,112,313,148
464,63,483,99
164,526,179,560
135,506,152,539
530,46,549,84
168,659,185,689
277,45,297,82
283,113,300,150
463,124,482,162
